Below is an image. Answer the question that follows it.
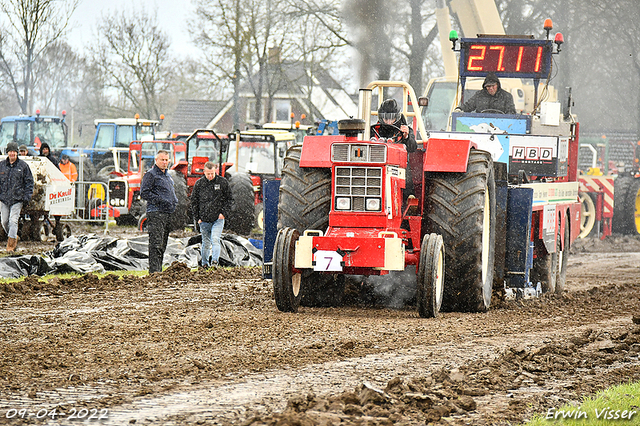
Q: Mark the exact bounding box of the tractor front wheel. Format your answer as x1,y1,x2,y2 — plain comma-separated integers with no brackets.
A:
273,227,302,312
416,233,445,318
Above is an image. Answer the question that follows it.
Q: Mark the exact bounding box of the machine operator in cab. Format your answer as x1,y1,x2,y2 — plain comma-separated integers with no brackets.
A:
459,72,516,115
370,99,417,153
370,99,417,199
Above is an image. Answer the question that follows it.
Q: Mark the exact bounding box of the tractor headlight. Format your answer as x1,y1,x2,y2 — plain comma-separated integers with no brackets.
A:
366,198,381,211
110,198,116,206
119,199,126,206
335,197,351,210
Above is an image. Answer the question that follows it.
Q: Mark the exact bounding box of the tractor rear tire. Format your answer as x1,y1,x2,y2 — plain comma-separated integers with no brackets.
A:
612,176,635,234
277,145,331,233
423,150,496,312
555,221,569,293
531,231,558,293
273,227,302,312
226,171,255,236
417,233,445,318
168,170,189,231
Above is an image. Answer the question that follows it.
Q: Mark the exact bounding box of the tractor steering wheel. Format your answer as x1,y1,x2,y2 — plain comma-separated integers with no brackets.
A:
372,123,403,141
480,109,506,114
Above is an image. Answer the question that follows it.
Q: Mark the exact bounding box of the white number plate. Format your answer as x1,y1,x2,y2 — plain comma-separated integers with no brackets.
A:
314,250,343,271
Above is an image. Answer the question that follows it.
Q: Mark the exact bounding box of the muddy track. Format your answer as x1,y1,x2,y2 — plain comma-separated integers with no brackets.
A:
0,234,639,425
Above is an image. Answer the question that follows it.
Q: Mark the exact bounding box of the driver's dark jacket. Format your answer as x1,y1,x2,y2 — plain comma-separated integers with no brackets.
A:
370,115,417,153
0,157,34,206
140,164,178,214
460,87,516,114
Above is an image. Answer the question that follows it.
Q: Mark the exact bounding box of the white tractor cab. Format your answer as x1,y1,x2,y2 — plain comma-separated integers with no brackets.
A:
227,129,297,230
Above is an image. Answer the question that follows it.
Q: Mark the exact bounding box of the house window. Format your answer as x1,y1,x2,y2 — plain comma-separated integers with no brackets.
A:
246,99,264,123
274,100,291,122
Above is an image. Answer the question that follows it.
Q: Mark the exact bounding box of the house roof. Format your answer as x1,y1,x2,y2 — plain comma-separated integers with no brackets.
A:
168,100,230,133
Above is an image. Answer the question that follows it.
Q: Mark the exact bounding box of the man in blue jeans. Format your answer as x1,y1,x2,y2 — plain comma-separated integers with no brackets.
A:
141,150,178,273
0,142,34,252
190,161,233,267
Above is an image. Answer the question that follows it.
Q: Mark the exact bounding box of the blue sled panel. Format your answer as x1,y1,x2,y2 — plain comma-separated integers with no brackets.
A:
262,179,281,279
505,186,533,288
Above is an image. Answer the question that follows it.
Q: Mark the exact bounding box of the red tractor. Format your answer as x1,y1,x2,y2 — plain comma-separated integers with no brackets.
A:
267,74,581,316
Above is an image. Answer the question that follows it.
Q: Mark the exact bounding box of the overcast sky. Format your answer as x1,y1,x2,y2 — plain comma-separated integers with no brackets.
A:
68,0,199,57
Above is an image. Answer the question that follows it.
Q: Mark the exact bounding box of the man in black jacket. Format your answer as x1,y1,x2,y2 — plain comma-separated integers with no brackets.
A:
190,162,233,267
0,142,34,251
459,72,516,114
140,150,178,273
39,142,60,169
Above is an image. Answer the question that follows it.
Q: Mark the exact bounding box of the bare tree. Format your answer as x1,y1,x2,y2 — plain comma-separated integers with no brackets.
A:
194,0,251,129
92,9,173,119
31,41,86,115
0,0,78,114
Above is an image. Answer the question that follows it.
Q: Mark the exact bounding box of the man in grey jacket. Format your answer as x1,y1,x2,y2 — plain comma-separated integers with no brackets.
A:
0,142,34,251
460,72,516,114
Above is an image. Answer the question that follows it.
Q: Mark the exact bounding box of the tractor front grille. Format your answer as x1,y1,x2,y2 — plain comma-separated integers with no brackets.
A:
109,180,127,207
334,166,382,212
332,143,386,163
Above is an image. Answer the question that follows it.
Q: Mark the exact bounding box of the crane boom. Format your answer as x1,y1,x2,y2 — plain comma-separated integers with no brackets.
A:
449,0,505,37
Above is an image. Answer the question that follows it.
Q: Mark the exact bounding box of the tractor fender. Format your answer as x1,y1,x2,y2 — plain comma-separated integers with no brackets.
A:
423,138,474,173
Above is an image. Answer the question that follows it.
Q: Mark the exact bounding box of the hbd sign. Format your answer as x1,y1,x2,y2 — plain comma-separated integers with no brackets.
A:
509,135,567,177
511,146,554,162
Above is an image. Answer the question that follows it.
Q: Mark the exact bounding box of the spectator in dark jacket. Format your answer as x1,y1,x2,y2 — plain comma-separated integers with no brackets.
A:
39,142,60,169
0,142,34,251
190,161,233,267
140,150,178,273
459,72,516,114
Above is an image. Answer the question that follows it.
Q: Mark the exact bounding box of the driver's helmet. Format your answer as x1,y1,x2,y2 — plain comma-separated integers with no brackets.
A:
377,99,401,125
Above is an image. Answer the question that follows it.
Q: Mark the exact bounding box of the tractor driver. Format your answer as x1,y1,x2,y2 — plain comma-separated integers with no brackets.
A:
370,99,417,153
370,99,417,199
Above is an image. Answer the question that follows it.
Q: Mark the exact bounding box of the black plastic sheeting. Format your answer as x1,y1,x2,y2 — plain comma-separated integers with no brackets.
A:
0,233,263,278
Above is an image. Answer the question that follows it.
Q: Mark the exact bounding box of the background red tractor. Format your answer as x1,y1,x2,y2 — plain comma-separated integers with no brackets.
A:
107,130,255,235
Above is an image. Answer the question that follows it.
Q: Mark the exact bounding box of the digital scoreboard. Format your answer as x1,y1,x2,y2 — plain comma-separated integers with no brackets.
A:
459,38,553,80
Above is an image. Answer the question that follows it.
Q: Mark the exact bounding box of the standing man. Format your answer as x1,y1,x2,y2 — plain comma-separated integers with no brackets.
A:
59,155,78,182
140,150,178,273
190,162,233,268
0,142,34,251
18,145,29,157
